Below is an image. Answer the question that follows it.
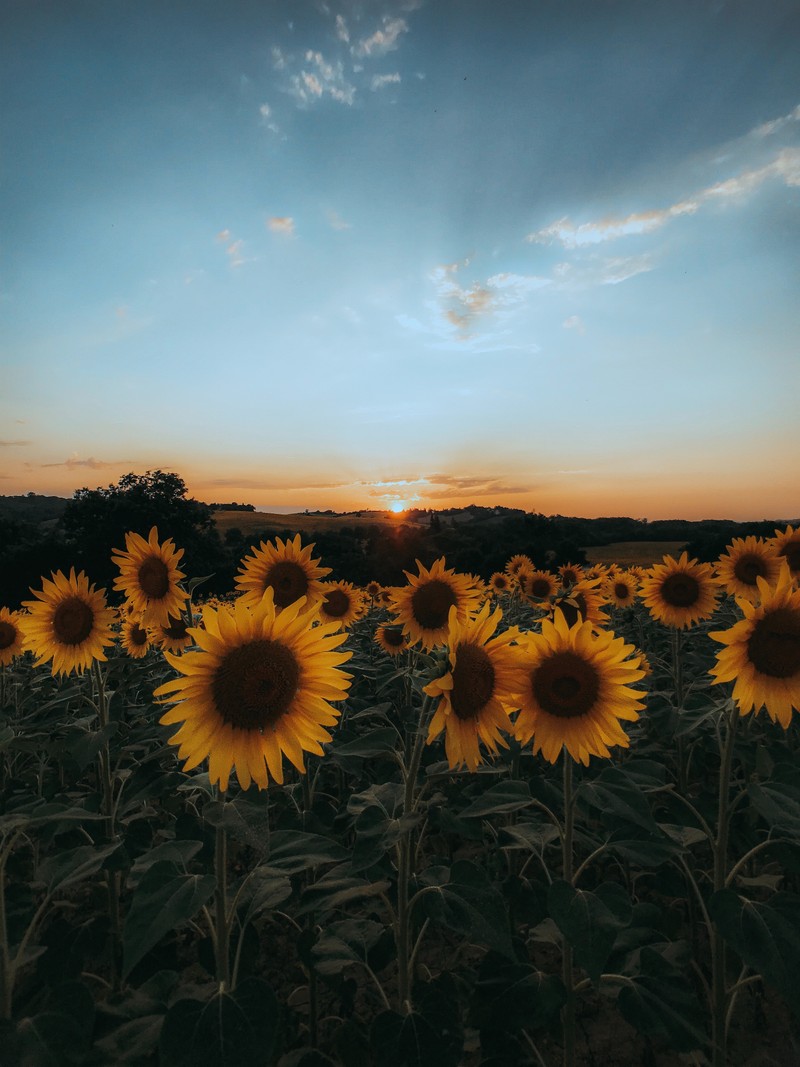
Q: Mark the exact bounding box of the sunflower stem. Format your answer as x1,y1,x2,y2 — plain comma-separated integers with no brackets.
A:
671,628,687,794
397,694,433,1014
91,661,121,988
561,754,576,1067
215,788,231,992
711,700,738,1067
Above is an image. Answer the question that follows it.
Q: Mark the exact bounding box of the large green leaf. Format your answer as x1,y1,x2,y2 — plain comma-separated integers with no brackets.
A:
709,890,800,1015
469,954,565,1033
421,860,514,958
547,880,632,984
459,780,533,818
37,842,120,893
369,1009,462,1067
748,783,800,834
265,831,348,874
159,977,280,1067
578,766,661,835
617,946,707,1051
122,860,215,979
15,981,95,1065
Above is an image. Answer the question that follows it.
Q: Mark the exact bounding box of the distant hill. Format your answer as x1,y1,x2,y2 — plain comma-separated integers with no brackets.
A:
0,494,69,524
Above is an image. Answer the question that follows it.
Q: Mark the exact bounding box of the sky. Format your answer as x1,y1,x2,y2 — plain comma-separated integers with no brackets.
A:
2,0,799,521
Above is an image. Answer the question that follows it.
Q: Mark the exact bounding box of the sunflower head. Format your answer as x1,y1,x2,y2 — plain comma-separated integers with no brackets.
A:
715,536,782,602
505,555,533,580
155,593,352,791
121,615,153,659
375,623,408,656
769,526,800,582
489,572,512,596
21,568,115,676
604,572,640,609
423,602,522,772
639,552,720,630
365,581,382,599
235,534,331,612
513,608,646,766
318,581,365,630
522,569,558,602
112,526,187,627
558,563,583,588
156,614,195,653
0,607,26,666
389,557,481,650
548,578,609,630
710,564,800,728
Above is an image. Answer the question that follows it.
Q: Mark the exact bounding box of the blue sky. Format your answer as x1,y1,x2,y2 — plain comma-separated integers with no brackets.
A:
2,0,799,519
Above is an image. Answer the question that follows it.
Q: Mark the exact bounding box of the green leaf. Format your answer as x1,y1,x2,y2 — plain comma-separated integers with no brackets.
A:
297,870,391,917
370,1009,462,1067
93,1015,164,1063
185,574,215,595
709,890,800,1015
312,918,387,976
421,860,514,958
159,977,280,1067
617,946,707,1051
265,831,348,874
129,840,204,886
578,766,661,835
330,727,400,760
459,780,533,818
607,835,677,868
547,880,632,984
203,794,271,855
748,783,800,834
122,860,215,980
15,981,95,1065
37,842,120,893
469,955,565,1032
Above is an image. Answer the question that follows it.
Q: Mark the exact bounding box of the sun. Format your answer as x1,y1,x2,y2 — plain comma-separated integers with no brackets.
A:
390,500,406,513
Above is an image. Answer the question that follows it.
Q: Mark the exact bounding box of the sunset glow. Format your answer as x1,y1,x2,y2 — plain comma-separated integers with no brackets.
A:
2,2,799,521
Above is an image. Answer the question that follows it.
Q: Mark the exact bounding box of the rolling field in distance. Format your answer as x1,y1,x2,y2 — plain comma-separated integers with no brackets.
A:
582,540,688,566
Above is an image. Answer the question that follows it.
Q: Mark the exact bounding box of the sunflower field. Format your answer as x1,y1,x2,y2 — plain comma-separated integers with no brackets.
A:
1,527,800,1066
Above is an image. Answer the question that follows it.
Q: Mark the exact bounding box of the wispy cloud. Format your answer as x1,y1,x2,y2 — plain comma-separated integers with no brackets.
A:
370,72,401,91
352,17,408,58
562,315,585,334
750,102,800,140
41,454,136,470
215,229,249,268
0,439,32,446
527,142,800,249
287,50,356,106
327,209,351,231
267,216,295,237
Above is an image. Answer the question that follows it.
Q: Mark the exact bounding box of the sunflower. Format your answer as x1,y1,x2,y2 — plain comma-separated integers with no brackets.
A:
710,565,800,727
235,534,330,612
604,572,639,609
489,572,512,596
522,570,558,602
769,525,800,582
155,594,352,791
0,608,26,666
112,526,187,628
505,555,533,579
424,602,522,771
375,623,408,656
155,614,195,653
558,563,583,588
390,557,480,650
365,581,382,599
121,615,152,659
513,609,646,765
21,569,115,676
318,581,365,630
547,578,609,630
715,536,782,603
639,552,720,630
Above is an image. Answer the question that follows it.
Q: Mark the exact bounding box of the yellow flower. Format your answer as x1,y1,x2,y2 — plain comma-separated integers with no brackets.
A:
505,555,533,579
489,572,512,595
768,525,800,583
604,572,640,609
424,602,521,772
155,614,195,653
715,536,782,603
0,608,25,666
156,594,352,791
513,609,646,765
120,615,152,658
318,581,365,630
558,563,583,588
547,577,609,630
710,565,800,728
389,557,480,650
21,569,115,676
522,570,558,602
374,623,408,656
235,534,330,612
639,552,720,629
112,526,187,627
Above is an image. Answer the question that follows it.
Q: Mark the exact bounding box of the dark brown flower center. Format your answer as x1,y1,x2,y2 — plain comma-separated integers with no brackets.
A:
529,578,552,598
747,608,800,679
411,579,458,630
138,557,170,599
733,553,768,587
381,627,405,648
451,643,495,721
561,569,579,586
660,572,700,608
129,623,149,647
560,594,587,628
367,583,381,597
778,541,800,574
614,582,631,601
162,617,190,641
323,588,350,618
532,650,600,719
494,576,508,590
0,621,17,649
266,560,309,608
52,597,94,646
212,639,300,730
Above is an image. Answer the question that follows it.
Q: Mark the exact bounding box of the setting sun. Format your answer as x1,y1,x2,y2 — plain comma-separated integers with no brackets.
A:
390,501,407,514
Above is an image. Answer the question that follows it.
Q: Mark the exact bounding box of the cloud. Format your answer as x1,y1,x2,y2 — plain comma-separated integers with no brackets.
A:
352,17,408,58
562,315,585,333
267,216,295,237
327,209,351,230
215,230,250,268
335,14,349,43
750,102,800,140
41,454,136,470
527,144,800,249
550,254,655,289
370,72,401,91
0,439,32,446
287,50,356,106
427,260,550,341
